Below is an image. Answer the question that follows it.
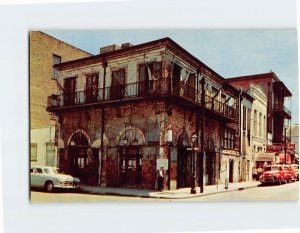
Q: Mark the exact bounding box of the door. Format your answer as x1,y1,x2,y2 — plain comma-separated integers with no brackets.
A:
120,147,142,187
64,77,76,105
177,147,189,188
70,147,88,183
229,159,234,183
46,142,55,167
172,64,181,96
111,69,125,100
86,74,99,103
205,152,216,185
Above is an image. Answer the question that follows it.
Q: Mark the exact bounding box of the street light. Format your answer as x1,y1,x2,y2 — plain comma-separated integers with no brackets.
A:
190,133,198,194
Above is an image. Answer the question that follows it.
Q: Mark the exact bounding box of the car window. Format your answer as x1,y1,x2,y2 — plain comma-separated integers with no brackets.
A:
44,168,51,174
264,167,271,171
36,168,43,173
271,166,279,171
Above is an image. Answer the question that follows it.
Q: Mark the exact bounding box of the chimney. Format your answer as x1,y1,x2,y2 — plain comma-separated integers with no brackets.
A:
100,44,121,54
121,42,133,49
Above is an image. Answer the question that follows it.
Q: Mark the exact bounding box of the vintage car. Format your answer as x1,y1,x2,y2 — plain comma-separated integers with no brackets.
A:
260,165,287,185
292,164,299,181
30,166,80,192
283,164,297,182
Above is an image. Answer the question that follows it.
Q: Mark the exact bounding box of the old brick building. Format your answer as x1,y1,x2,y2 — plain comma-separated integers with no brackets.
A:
30,31,91,166
47,37,240,190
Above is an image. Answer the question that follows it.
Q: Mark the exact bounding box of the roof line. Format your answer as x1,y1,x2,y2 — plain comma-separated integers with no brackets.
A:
37,31,93,56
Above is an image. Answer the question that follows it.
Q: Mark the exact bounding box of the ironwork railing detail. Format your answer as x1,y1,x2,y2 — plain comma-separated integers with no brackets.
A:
273,103,291,116
47,79,237,119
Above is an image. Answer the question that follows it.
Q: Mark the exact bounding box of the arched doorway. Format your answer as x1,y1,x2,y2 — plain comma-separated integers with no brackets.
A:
176,130,192,188
68,131,90,183
118,127,144,187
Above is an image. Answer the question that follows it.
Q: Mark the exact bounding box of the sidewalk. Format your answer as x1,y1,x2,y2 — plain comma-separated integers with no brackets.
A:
80,181,260,199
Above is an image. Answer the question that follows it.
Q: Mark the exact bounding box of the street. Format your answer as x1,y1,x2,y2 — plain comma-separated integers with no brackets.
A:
30,182,299,202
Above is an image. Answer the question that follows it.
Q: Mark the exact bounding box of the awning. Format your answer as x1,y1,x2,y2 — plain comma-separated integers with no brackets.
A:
255,152,275,162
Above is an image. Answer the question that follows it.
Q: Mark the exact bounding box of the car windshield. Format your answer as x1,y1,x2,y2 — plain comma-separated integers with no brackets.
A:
43,167,59,174
264,166,279,171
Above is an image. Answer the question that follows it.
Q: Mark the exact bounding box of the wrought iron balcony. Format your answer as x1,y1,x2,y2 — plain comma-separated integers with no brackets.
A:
47,79,237,120
273,103,291,118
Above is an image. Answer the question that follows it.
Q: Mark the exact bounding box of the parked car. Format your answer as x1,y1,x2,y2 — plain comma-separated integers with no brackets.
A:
283,164,297,182
292,164,299,181
260,165,287,185
30,166,80,192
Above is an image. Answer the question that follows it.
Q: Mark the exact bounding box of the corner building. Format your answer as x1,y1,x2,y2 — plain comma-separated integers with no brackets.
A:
47,38,240,189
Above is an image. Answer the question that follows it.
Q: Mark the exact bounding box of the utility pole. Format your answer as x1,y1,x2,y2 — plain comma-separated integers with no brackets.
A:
284,127,287,164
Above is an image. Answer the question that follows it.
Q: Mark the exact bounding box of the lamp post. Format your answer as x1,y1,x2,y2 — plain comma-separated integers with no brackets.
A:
190,133,198,194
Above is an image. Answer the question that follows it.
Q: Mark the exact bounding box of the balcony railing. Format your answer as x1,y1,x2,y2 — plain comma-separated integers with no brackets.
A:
47,79,237,119
273,103,291,117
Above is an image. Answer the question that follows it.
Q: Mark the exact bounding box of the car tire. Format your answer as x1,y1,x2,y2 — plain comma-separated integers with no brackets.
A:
45,181,54,192
278,179,282,185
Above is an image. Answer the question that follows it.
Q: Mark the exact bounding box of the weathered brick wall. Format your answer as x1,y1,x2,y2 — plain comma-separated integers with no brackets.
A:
30,31,91,128
59,108,102,146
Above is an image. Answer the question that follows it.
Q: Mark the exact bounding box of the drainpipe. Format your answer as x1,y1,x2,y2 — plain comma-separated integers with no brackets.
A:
238,87,243,181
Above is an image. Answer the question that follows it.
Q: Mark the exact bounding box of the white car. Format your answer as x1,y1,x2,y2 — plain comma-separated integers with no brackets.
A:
30,166,80,192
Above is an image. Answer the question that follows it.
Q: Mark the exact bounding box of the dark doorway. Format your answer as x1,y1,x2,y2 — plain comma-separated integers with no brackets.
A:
177,147,191,188
68,132,89,183
205,152,216,185
172,64,181,96
85,73,99,103
111,69,125,100
119,147,142,187
64,77,76,106
229,159,234,183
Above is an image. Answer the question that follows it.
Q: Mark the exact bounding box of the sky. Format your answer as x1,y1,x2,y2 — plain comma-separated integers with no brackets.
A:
44,30,299,124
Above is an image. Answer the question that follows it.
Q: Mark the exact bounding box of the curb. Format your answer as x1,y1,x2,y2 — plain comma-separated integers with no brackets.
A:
79,184,260,199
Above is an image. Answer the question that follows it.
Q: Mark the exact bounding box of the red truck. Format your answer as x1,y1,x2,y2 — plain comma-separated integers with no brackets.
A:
260,165,287,185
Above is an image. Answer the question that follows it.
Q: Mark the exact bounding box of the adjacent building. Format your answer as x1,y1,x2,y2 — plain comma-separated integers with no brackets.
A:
30,31,91,167
238,90,254,181
47,37,241,189
227,72,292,165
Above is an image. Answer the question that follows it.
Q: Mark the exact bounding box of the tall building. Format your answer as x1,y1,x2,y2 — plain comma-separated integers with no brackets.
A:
30,31,91,166
227,72,292,145
47,37,240,189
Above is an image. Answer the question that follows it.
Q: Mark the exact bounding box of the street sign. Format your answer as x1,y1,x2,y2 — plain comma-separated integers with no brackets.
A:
266,144,282,152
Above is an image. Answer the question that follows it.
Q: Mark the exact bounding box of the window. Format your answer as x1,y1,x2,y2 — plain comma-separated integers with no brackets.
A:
247,109,251,145
242,106,247,131
253,110,257,136
259,113,262,137
30,143,37,161
263,115,266,139
52,54,61,79
222,128,235,149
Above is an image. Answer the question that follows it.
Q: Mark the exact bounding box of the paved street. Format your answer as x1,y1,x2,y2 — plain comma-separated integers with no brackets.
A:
181,181,299,202
31,182,299,202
